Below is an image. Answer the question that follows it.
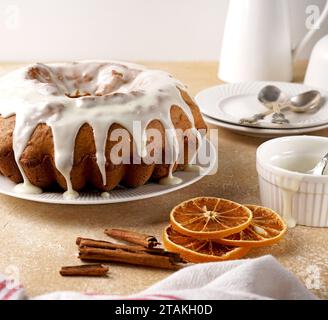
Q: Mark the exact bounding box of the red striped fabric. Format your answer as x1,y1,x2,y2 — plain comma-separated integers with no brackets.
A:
0,279,24,300
0,280,7,291
2,286,22,300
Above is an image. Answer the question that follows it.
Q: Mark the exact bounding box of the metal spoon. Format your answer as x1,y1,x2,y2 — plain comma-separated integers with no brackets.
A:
288,90,321,112
239,89,321,125
240,85,288,124
306,152,328,175
258,85,289,124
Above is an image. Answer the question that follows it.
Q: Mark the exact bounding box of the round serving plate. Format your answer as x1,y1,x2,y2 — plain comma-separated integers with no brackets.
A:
203,115,328,138
196,81,328,129
0,139,216,205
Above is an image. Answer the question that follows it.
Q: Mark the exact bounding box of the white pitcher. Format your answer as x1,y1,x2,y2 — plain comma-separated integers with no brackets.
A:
219,0,328,82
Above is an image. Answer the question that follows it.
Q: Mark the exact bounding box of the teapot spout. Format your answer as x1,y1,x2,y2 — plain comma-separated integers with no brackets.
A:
293,0,328,61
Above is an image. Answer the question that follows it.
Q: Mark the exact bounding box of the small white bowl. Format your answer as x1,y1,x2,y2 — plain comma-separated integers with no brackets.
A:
256,135,328,227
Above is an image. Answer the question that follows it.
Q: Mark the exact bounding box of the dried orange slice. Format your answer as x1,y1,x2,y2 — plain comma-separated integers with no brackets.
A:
163,225,250,262
170,197,252,239
215,205,287,247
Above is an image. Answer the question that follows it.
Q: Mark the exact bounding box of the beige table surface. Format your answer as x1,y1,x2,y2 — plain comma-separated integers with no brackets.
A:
0,61,327,299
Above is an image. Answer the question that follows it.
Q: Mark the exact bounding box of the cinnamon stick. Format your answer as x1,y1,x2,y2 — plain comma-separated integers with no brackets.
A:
77,237,183,261
77,237,145,251
78,246,184,270
104,228,160,248
59,264,109,277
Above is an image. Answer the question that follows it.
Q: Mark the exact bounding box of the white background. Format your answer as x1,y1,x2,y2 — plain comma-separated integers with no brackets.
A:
0,0,327,61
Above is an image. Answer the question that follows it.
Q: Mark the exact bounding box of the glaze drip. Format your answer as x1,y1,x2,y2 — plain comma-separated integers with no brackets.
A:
0,61,200,196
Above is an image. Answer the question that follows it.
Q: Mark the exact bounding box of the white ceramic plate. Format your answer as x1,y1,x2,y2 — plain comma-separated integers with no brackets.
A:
0,139,216,205
204,115,328,138
196,82,328,129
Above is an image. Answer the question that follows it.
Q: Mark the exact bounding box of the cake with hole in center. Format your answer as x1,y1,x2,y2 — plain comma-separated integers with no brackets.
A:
0,61,207,199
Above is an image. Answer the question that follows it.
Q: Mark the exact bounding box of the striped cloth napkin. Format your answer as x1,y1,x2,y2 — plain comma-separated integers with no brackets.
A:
0,255,317,300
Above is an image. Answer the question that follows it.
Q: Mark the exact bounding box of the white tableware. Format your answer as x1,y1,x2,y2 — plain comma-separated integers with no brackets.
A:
219,0,328,82
0,139,216,205
196,82,328,129
305,35,328,91
257,136,328,227
203,115,328,138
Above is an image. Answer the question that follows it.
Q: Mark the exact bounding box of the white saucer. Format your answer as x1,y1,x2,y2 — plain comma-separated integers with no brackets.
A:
204,115,328,138
196,82,328,129
0,139,217,205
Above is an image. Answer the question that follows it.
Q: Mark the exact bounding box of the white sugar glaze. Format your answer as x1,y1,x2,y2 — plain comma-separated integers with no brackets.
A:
0,61,201,198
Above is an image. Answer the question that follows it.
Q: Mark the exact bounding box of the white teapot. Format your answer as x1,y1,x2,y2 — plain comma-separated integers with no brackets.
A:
304,35,328,90
219,0,328,82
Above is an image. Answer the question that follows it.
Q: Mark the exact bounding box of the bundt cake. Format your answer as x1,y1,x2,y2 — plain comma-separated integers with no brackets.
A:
0,61,207,199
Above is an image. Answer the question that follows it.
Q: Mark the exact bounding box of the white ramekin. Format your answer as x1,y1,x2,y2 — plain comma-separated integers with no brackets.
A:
256,135,328,227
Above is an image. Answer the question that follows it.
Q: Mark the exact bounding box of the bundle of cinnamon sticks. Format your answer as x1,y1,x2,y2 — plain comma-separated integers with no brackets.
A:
60,228,185,277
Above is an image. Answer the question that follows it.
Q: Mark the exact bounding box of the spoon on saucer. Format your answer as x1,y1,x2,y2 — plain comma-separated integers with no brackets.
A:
306,152,328,175
288,90,321,113
240,85,288,124
239,89,321,125
258,85,289,124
